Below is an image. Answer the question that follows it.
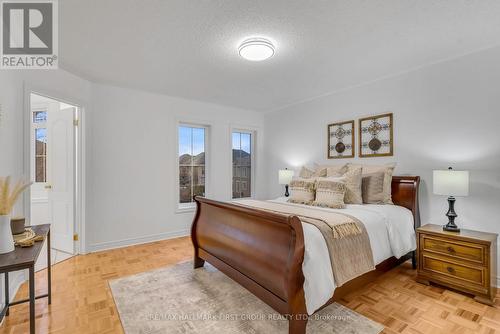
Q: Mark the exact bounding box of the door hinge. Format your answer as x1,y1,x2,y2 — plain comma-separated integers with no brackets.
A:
73,119,79,126
73,233,79,241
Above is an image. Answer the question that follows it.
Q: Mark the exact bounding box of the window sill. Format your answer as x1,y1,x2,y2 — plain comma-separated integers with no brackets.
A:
176,203,196,214
231,196,253,201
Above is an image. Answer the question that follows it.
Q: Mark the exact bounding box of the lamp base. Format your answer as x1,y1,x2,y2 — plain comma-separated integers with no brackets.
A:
443,224,460,232
443,196,460,232
284,184,290,197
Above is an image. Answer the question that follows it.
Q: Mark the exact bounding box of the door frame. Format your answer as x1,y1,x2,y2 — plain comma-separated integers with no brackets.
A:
22,83,87,255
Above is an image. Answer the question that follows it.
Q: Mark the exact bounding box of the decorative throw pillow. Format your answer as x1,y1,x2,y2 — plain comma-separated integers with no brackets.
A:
312,178,346,209
313,165,328,177
325,164,347,177
342,166,363,204
288,178,316,204
362,172,385,204
348,163,396,204
299,166,316,178
299,163,328,178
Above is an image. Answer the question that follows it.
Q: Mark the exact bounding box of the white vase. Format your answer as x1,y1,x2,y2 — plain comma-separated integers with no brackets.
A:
0,215,15,254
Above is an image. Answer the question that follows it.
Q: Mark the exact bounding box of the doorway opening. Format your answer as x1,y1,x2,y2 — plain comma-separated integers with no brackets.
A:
29,93,81,269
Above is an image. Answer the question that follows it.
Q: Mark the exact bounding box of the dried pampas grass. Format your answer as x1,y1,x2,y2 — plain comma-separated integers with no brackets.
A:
0,176,32,216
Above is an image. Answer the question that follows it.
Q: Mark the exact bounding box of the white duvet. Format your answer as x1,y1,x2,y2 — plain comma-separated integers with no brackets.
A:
270,198,416,315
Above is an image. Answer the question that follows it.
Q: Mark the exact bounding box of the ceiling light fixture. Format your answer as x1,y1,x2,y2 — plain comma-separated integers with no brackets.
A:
238,38,275,61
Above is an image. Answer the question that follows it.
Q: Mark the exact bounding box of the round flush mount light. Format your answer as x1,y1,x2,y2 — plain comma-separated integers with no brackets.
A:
238,38,275,61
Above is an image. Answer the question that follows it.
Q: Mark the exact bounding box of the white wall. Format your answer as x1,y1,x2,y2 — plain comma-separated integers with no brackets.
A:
87,84,265,251
264,46,500,284
0,69,91,312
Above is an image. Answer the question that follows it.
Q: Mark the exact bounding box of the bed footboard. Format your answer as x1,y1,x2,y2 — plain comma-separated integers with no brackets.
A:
191,196,308,333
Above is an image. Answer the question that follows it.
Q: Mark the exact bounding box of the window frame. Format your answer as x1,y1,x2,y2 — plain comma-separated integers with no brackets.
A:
231,128,256,200
176,122,210,212
31,108,49,185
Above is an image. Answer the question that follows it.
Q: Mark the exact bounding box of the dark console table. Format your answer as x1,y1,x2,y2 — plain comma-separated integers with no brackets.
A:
0,224,51,334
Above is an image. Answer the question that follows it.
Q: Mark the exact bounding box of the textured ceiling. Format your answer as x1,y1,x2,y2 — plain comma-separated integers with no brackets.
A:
59,0,500,112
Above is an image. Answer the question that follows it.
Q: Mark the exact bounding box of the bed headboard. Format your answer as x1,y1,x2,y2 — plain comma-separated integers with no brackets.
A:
391,176,420,230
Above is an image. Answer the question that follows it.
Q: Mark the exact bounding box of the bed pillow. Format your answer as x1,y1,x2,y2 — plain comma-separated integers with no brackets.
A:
299,163,329,178
313,166,327,177
312,177,346,209
288,178,316,205
348,163,396,204
299,166,316,178
341,165,363,204
362,172,385,204
325,164,347,177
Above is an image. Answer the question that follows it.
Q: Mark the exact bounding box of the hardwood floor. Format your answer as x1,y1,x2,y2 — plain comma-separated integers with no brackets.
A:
0,236,498,334
343,263,500,334
0,237,192,334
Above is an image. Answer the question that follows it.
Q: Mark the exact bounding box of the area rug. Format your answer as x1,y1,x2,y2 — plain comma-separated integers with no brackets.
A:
109,261,384,334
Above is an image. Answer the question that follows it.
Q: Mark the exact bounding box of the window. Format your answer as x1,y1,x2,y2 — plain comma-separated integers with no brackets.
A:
33,111,48,183
33,111,47,123
232,131,252,199
179,125,206,204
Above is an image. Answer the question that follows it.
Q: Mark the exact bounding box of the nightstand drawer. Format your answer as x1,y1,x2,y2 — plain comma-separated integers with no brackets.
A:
421,235,485,264
422,254,485,286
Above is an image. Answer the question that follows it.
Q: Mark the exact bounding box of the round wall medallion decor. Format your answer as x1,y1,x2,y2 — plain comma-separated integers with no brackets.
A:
368,138,382,151
368,121,382,135
334,127,347,139
335,142,346,153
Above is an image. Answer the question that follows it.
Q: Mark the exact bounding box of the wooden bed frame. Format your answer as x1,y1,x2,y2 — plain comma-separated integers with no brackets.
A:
191,176,420,334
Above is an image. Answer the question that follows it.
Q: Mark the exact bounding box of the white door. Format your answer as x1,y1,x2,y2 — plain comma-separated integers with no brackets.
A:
47,107,75,254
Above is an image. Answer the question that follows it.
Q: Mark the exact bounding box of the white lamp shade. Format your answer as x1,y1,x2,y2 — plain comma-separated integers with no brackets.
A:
433,170,469,196
279,169,294,185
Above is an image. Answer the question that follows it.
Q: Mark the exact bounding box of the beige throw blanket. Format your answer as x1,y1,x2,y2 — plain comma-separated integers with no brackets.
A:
235,200,375,287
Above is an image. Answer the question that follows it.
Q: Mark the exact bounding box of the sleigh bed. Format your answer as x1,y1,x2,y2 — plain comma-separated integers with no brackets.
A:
191,176,420,334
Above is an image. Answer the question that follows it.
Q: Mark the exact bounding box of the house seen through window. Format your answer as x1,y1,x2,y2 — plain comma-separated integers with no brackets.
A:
232,131,252,199
33,111,48,183
179,125,206,203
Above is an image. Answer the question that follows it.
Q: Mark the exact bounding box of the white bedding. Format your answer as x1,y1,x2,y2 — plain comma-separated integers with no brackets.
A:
270,198,416,314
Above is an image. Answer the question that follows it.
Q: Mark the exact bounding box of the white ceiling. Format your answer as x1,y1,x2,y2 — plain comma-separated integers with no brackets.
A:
59,0,500,112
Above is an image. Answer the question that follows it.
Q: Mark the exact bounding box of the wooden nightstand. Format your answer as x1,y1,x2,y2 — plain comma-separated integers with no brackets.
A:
416,224,498,305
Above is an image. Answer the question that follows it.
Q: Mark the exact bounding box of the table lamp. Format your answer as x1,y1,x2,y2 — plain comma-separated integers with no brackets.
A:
278,169,294,197
433,167,469,232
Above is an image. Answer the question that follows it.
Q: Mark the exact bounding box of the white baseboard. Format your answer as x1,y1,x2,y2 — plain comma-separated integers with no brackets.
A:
88,229,190,253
